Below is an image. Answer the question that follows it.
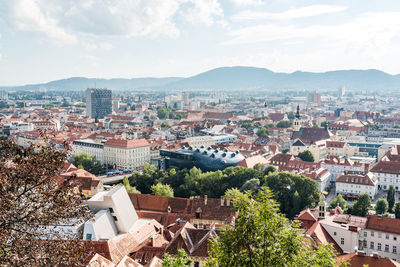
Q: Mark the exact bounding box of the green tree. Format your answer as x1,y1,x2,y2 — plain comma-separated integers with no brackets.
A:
387,185,395,212
151,183,174,197
298,150,315,162
162,249,193,267
265,165,277,175
328,194,347,210
206,187,338,267
121,176,141,194
264,172,319,218
130,163,162,194
394,202,400,219
375,198,389,215
72,153,102,175
240,178,260,192
256,127,269,137
253,163,266,172
224,188,242,199
349,193,371,217
276,120,292,128
157,107,170,119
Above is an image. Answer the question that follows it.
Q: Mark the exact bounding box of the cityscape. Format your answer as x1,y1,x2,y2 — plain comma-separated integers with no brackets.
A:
2,1,400,267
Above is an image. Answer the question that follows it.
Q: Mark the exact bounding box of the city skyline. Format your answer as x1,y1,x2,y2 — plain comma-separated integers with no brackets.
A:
1,0,400,85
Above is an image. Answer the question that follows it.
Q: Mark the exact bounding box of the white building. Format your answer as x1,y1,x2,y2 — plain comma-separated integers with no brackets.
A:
321,157,366,181
336,172,378,199
72,139,104,163
104,139,150,170
84,186,139,241
371,161,400,191
359,216,400,262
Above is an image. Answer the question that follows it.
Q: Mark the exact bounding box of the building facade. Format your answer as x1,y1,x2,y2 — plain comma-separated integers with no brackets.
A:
86,88,112,119
104,139,150,170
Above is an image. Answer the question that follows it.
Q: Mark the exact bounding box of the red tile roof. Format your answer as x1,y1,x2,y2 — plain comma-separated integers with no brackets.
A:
105,139,149,148
366,215,400,235
337,252,400,267
371,161,400,174
336,172,376,186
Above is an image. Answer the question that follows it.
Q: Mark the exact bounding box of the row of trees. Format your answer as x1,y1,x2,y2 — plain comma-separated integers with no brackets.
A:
329,188,400,219
128,163,320,219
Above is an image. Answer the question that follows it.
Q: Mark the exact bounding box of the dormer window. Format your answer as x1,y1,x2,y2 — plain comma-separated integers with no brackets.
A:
167,206,172,213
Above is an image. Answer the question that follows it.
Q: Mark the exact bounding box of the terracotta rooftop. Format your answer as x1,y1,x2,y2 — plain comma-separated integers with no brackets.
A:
105,139,150,148
366,215,400,235
371,161,400,174
337,252,400,267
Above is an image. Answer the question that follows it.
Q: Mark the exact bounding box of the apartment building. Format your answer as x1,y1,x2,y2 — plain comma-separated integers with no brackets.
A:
72,139,104,163
359,216,400,262
336,172,378,199
371,161,400,191
104,139,150,169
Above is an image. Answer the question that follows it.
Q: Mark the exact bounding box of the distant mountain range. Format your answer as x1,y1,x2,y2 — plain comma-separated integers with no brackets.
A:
2,66,400,91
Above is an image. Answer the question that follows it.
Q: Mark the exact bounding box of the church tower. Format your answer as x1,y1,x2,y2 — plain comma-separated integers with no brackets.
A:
293,105,302,131
318,193,326,219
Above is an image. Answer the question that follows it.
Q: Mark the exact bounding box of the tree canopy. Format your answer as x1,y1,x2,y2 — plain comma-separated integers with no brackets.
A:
276,120,292,128
162,249,193,267
151,183,174,197
72,152,102,175
298,150,315,162
394,202,400,219
348,193,371,217
387,185,395,212
328,194,347,210
375,198,388,215
264,172,320,219
207,187,337,267
256,127,269,137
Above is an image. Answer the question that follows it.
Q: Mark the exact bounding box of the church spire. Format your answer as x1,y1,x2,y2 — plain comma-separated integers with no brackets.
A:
295,105,301,119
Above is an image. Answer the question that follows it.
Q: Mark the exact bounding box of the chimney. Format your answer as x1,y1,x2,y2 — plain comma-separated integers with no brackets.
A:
226,196,231,207
151,235,156,247
220,196,224,206
204,195,208,206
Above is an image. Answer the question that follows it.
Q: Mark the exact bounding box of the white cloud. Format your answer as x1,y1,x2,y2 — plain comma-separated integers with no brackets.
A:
2,0,77,45
231,0,263,7
224,12,400,47
232,5,348,21
182,0,223,26
0,0,224,44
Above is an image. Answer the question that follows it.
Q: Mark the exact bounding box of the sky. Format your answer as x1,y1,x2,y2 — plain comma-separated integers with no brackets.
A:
1,0,400,85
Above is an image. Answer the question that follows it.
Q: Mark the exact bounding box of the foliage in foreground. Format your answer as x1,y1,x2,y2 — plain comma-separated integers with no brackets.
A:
0,139,91,266
162,249,193,267
206,187,338,267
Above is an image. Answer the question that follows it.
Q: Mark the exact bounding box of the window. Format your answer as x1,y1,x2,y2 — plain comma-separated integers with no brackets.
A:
341,238,344,245
371,231,374,237
334,232,337,236
394,236,397,241
370,242,374,249
394,246,397,254
109,207,114,213
112,216,118,221
385,245,389,252
86,234,92,240
386,234,390,240
363,240,367,248
364,232,367,237
378,243,382,251
378,233,382,238
194,262,200,267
